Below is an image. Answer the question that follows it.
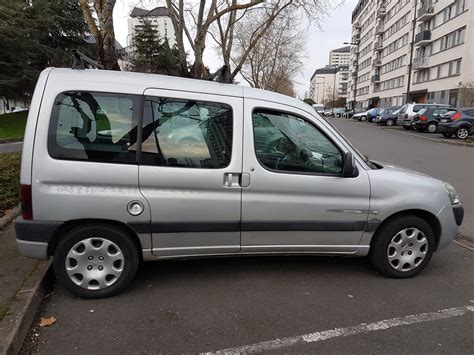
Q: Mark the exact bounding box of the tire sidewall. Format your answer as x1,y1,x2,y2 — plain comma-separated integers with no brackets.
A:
54,224,139,299
369,216,435,278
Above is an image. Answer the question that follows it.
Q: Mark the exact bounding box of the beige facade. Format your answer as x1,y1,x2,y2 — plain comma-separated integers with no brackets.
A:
309,66,350,105
347,0,472,108
329,46,351,65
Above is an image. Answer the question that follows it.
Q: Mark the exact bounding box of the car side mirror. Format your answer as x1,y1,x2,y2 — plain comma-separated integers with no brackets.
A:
342,152,358,178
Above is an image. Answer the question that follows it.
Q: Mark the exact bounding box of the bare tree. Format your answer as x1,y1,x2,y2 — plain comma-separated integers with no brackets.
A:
230,13,305,96
163,0,341,81
79,0,120,70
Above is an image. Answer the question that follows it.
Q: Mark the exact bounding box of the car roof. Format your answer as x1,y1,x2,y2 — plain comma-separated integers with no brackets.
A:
46,68,314,115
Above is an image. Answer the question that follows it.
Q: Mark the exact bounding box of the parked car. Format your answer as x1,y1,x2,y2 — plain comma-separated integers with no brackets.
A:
352,109,370,121
342,108,355,119
367,108,383,123
16,68,464,298
438,107,474,140
332,108,346,118
397,103,452,130
411,107,455,133
374,107,401,126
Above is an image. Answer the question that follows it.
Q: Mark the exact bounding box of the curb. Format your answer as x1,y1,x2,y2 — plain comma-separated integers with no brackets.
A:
0,261,53,355
0,206,21,231
0,139,23,145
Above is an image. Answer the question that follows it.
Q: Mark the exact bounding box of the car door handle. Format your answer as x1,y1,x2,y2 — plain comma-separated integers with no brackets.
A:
223,173,250,188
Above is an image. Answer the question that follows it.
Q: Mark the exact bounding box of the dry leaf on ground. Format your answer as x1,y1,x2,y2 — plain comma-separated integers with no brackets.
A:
39,317,56,327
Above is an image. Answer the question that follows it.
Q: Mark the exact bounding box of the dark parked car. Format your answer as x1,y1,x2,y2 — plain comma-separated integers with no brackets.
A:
438,107,474,140
367,108,383,122
411,107,454,133
374,107,401,126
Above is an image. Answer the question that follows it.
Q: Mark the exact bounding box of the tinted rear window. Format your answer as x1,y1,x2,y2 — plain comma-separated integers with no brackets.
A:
48,91,140,163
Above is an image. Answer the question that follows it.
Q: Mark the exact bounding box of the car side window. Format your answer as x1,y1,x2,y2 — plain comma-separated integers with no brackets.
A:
413,105,423,113
140,96,233,169
433,109,448,117
48,91,139,163
252,109,343,175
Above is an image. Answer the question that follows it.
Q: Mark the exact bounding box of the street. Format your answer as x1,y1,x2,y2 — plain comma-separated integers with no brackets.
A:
22,118,473,353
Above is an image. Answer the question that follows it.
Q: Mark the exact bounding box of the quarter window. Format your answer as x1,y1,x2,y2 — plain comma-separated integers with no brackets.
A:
252,109,342,175
140,97,233,169
49,92,139,163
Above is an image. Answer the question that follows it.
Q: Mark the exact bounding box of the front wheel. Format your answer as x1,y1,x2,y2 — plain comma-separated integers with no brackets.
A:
54,224,140,298
360,116,367,122
369,215,435,278
385,119,394,127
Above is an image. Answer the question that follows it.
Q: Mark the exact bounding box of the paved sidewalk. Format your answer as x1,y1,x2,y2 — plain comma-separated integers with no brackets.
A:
0,222,38,320
0,142,23,153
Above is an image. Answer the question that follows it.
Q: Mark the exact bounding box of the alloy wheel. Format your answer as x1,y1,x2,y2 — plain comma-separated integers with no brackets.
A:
387,228,428,272
457,127,469,139
65,238,124,290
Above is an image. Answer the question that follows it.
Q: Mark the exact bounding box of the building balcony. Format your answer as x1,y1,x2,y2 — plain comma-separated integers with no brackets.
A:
373,59,382,67
415,30,432,46
413,56,430,70
371,74,381,83
418,4,435,21
375,23,384,34
377,7,387,18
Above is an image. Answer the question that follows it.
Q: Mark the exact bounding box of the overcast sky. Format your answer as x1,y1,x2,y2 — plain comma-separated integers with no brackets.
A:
113,0,358,98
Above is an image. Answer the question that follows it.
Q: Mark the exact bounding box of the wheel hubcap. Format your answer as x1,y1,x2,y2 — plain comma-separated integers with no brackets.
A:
458,128,469,139
66,238,124,290
387,120,393,126
428,124,437,133
387,228,428,272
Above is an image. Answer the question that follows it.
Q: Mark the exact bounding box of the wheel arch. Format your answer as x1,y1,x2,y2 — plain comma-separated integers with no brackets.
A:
372,209,441,250
48,219,143,261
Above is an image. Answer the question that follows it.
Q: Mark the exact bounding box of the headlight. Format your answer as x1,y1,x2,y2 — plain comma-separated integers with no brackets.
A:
443,182,460,204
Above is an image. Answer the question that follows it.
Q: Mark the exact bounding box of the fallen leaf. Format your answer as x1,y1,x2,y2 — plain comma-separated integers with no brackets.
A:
39,317,56,327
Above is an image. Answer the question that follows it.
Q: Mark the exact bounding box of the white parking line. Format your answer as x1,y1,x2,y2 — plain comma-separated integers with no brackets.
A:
203,305,474,354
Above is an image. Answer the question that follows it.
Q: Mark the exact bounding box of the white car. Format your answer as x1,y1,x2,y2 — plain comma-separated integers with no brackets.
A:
352,110,369,121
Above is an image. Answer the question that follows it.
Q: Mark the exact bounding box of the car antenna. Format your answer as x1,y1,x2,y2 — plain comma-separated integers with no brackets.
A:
72,50,104,70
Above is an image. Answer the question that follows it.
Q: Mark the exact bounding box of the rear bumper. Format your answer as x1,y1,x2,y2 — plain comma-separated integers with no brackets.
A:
16,218,62,260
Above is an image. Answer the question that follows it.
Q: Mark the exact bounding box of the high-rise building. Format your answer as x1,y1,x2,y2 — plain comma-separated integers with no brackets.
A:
309,65,349,104
127,7,176,48
329,46,351,66
347,0,472,109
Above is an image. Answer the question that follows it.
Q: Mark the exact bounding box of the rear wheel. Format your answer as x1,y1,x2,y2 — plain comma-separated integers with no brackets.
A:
456,127,470,140
369,215,435,278
54,224,139,298
360,115,367,122
385,119,394,126
426,122,438,133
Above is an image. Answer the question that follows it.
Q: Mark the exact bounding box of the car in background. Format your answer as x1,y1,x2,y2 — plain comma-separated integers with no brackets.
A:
353,109,370,121
312,104,325,115
438,107,474,140
411,107,455,133
332,108,346,118
367,108,383,123
374,107,401,126
397,103,452,130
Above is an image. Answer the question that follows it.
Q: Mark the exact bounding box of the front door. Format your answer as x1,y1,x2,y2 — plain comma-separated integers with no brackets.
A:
241,99,370,253
139,89,243,256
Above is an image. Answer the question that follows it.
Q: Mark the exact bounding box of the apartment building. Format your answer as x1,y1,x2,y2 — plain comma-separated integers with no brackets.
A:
329,46,351,66
309,65,350,104
127,7,176,48
347,0,471,108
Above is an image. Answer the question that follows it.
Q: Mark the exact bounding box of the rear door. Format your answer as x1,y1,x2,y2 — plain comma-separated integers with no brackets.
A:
138,89,243,256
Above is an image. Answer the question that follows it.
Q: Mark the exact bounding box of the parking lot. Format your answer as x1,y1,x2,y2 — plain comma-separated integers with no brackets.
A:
22,118,473,353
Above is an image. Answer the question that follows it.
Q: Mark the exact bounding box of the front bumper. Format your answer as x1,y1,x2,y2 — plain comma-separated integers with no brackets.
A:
436,204,464,250
16,218,62,260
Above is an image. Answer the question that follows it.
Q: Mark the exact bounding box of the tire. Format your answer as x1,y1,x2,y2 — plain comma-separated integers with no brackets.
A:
385,119,394,127
403,126,412,130
442,133,452,138
54,224,140,298
360,115,367,122
456,126,470,140
369,215,435,278
426,122,438,133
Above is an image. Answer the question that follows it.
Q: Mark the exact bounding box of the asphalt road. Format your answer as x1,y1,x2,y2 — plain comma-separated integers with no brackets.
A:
0,141,22,153
23,118,474,354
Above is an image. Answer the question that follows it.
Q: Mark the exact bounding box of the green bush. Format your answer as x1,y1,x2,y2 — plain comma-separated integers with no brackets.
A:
0,152,21,213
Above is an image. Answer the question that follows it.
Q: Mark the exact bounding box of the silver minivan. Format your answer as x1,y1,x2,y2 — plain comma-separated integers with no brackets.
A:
16,68,464,298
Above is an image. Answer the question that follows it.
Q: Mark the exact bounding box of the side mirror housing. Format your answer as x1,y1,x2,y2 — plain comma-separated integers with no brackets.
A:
342,152,359,178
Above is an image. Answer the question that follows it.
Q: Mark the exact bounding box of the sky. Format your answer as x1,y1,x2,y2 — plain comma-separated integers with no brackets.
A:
113,0,358,98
